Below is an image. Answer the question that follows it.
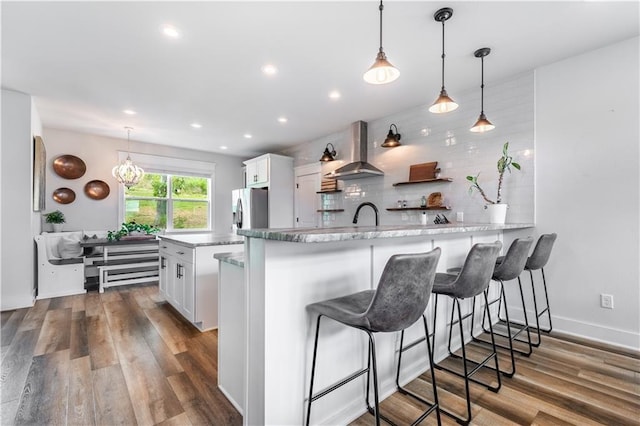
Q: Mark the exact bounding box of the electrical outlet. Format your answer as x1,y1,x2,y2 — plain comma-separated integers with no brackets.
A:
600,294,614,309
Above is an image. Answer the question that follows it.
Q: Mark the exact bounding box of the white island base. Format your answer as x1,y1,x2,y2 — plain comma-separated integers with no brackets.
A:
230,224,533,425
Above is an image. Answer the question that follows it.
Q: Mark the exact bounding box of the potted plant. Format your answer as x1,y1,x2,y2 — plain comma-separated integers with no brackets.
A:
44,210,66,232
107,221,160,241
466,142,521,224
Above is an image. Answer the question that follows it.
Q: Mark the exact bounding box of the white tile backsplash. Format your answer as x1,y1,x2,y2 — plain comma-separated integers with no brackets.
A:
282,71,535,227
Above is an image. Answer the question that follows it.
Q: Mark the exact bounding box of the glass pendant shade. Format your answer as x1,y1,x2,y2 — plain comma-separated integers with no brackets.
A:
429,88,459,113
470,112,495,133
364,51,400,85
112,155,145,188
364,0,399,85
113,127,144,188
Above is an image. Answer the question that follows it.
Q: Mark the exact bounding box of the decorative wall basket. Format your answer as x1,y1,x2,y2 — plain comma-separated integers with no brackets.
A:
52,187,76,204
486,203,508,224
53,155,86,179
84,180,110,200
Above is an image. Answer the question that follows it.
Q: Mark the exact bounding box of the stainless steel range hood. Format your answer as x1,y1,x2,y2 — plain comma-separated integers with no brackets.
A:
324,121,384,180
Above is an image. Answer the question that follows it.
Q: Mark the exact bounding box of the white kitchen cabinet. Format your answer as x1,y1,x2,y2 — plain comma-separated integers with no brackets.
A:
159,236,244,331
243,153,294,228
245,156,269,187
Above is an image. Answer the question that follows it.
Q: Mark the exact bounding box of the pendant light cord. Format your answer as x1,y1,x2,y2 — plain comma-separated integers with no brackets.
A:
480,56,485,113
440,20,446,90
378,0,384,53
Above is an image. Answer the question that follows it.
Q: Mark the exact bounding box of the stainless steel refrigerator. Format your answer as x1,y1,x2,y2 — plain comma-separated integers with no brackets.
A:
232,188,269,231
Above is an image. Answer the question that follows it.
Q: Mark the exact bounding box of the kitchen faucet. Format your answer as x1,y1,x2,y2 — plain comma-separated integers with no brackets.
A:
352,202,379,226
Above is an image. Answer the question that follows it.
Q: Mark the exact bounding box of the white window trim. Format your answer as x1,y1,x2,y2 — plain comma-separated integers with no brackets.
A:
117,152,216,232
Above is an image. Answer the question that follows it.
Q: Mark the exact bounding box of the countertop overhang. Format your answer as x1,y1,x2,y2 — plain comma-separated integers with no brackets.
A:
237,223,534,243
158,233,244,248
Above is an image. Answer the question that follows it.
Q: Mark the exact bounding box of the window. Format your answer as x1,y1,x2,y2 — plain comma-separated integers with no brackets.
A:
124,173,211,231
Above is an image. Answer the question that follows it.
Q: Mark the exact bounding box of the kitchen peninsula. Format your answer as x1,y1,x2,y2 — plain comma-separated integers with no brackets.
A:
227,223,533,425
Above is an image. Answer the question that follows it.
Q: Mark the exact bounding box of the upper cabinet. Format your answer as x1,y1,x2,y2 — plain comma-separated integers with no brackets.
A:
245,155,270,187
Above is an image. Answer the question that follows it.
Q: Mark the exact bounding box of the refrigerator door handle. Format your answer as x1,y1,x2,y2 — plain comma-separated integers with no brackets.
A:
236,198,243,229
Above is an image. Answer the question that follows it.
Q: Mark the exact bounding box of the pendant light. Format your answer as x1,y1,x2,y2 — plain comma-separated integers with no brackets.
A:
363,0,399,85
381,124,401,148
429,7,458,114
112,127,144,188
470,47,495,133
319,143,337,162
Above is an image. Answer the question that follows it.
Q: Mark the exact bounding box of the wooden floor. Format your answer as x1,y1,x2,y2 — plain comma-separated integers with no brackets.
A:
0,284,241,426
1,284,639,426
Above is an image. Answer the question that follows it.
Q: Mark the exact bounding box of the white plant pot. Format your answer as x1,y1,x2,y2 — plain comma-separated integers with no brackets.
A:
486,204,508,224
52,223,64,232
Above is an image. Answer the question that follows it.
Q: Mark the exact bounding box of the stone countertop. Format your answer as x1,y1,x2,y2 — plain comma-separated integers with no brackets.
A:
158,233,244,248
237,223,534,243
214,252,245,268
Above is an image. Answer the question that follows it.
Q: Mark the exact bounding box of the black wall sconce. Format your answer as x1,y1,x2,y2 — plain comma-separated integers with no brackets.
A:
381,124,401,148
319,143,337,162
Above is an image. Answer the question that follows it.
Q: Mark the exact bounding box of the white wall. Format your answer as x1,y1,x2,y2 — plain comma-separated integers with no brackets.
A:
536,37,639,350
42,127,245,234
282,71,535,227
1,89,42,310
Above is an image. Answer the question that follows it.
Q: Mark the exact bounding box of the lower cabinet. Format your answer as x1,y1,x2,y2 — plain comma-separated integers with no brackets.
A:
159,239,243,331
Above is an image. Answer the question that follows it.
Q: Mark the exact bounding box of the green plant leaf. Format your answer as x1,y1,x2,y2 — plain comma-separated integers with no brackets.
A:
512,162,521,170
466,175,474,182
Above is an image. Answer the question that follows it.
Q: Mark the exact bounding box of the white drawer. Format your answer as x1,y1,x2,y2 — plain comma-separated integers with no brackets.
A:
160,241,194,264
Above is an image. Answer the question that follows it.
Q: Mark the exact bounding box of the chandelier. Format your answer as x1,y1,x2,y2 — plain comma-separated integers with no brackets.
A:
112,127,144,188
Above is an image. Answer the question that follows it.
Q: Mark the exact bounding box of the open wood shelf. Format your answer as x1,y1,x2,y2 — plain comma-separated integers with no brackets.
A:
386,206,451,211
316,190,343,194
317,209,344,213
392,178,452,186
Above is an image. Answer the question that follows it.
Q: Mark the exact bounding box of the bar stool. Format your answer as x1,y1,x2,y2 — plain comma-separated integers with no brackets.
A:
430,241,502,425
305,248,442,426
471,237,534,377
524,233,557,346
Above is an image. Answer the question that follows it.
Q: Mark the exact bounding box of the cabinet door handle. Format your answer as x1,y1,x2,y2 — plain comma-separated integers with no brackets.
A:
161,256,166,269
176,263,182,278
177,251,185,255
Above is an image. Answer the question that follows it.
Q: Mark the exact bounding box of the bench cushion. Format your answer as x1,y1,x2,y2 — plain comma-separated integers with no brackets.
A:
58,234,83,259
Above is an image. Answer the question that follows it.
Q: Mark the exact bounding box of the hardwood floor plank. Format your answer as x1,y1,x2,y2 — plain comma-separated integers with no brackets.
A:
176,351,242,425
0,329,40,404
48,295,74,310
86,314,118,370
17,298,51,332
70,294,86,313
70,311,89,360
1,310,14,327
92,364,137,425
84,292,103,317
1,308,29,347
14,349,71,425
67,356,95,426
146,305,191,354
531,411,576,426
99,290,123,304
157,411,193,426
103,298,184,424
33,308,72,356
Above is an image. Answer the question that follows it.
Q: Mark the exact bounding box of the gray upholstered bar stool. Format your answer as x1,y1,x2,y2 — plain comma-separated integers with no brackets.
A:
523,233,557,346
305,249,442,426
429,241,502,425
471,237,534,377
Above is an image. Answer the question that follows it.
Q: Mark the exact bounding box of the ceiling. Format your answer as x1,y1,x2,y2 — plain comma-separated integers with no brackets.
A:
2,1,638,157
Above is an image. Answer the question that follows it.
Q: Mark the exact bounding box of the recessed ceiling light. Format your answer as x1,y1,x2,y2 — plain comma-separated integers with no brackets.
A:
278,117,288,123
261,64,278,75
244,133,253,139
191,123,202,129
161,25,180,39
329,90,341,100
220,146,228,150
123,109,137,115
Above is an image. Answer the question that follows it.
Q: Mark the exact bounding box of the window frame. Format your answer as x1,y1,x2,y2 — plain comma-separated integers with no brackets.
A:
117,152,216,233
